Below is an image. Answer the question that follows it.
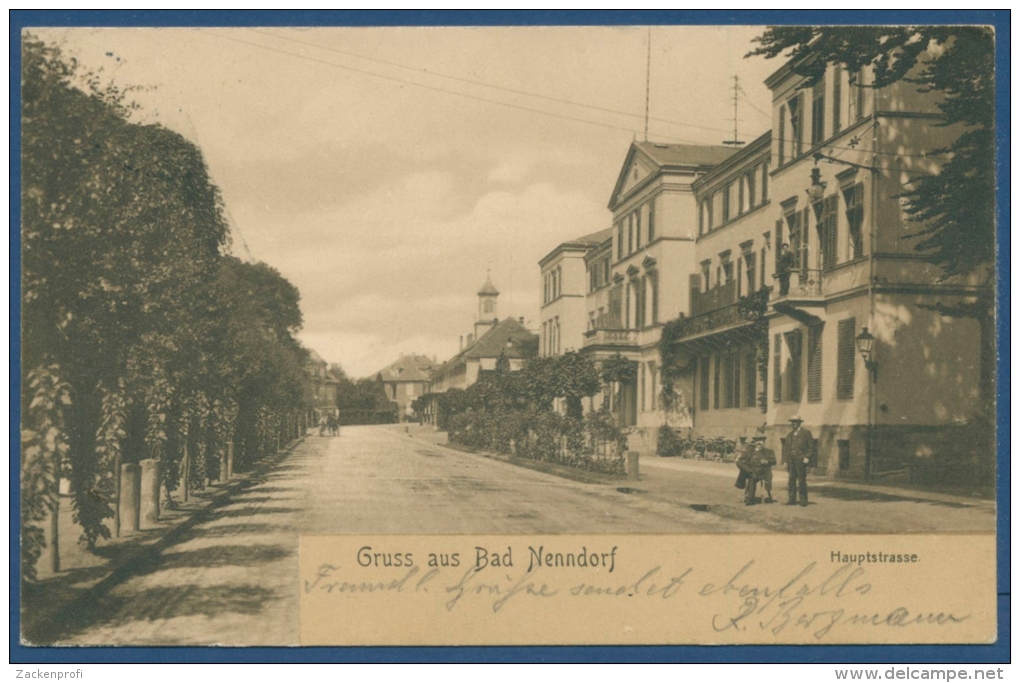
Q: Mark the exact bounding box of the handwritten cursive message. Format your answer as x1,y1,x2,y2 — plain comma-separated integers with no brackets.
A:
298,534,994,646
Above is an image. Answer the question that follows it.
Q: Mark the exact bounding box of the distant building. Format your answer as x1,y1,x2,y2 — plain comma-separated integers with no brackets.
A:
421,276,537,425
304,348,340,417
539,228,612,357
373,354,436,420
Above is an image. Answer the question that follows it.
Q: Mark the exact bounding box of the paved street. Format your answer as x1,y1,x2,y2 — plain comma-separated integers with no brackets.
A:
58,425,761,646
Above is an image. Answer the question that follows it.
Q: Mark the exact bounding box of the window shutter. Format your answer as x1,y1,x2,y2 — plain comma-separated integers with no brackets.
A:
745,350,757,408
832,64,842,134
823,194,839,269
800,208,811,271
811,78,826,144
786,330,802,401
648,197,655,241
700,356,710,410
774,219,784,271
807,325,823,402
773,333,782,403
837,318,856,399
778,105,786,165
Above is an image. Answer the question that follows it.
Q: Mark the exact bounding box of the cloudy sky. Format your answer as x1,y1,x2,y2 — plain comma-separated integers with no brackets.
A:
35,24,779,377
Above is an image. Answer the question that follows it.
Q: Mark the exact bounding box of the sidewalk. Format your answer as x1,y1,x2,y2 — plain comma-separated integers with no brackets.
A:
405,425,996,534
20,438,304,645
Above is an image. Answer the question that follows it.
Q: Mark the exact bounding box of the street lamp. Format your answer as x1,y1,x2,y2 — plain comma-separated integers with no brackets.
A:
806,166,827,202
855,326,878,380
855,326,877,480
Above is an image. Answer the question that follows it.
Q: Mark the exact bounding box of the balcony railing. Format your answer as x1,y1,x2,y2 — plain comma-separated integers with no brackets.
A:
583,327,638,347
690,279,736,316
773,268,823,300
675,302,752,340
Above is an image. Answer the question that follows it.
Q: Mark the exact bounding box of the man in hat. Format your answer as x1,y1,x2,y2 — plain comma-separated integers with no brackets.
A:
736,428,777,505
785,416,814,506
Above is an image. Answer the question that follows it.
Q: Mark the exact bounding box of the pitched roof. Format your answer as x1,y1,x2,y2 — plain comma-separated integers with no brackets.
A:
571,227,613,246
632,141,736,168
306,348,327,365
462,317,535,359
432,317,537,378
374,354,436,383
477,275,499,296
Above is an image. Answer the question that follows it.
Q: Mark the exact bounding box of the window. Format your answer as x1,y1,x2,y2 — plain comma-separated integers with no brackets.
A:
627,214,634,254
713,354,721,409
649,362,658,411
832,64,843,135
789,94,803,158
640,363,646,412
774,218,785,272
811,77,826,145
837,317,856,400
700,260,711,292
722,183,731,223
699,356,710,410
647,198,656,241
807,324,823,403
603,258,610,286
838,439,850,471
762,160,770,200
635,210,642,248
699,200,705,235
773,333,782,403
786,210,802,272
707,193,715,230
617,223,624,259
744,248,756,295
720,252,733,284
722,353,739,409
635,276,646,328
852,69,865,121
746,169,756,208
649,271,659,324
785,329,802,402
760,246,767,290
738,177,746,214
778,104,786,165
736,256,743,298
845,182,865,259
745,350,757,408
820,194,839,270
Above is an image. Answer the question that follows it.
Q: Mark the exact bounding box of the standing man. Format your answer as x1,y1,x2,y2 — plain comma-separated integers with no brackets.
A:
785,415,813,506
776,243,795,296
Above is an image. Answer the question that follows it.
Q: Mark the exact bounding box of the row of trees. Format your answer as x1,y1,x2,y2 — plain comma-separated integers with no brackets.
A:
414,352,630,475
21,38,311,579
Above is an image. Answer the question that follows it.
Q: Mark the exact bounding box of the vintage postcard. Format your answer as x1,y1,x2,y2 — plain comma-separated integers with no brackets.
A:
18,22,998,648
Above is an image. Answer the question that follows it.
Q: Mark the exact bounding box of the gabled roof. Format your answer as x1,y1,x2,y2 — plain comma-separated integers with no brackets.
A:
374,354,436,383
306,348,327,366
609,141,737,210
539,227,613,267
432,317,537,378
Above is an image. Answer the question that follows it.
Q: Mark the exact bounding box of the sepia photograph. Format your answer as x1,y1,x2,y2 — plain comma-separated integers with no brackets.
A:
17,18,999,649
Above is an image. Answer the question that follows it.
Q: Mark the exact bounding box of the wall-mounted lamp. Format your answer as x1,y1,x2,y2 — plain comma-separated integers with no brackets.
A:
855,326,878,380
806,166,827,203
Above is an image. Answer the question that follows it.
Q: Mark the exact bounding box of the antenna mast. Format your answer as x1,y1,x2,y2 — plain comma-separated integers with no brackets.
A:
644,27,651,141
723,74,745,146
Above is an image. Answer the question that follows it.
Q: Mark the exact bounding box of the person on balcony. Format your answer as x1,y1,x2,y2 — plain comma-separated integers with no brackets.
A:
776,243,795,296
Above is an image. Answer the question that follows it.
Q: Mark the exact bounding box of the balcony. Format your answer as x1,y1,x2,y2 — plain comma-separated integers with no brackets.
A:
771,268,825,324
690,278,736,316
582,327,638,349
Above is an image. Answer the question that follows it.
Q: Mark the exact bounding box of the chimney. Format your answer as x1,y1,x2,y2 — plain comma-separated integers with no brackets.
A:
459,335,464,351
518,316,524,324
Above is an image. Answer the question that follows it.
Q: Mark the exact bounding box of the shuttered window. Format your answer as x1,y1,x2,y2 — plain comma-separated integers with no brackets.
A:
773,333,783,403
785,329,802,402
807,324,823,403
648,197,656,241
745,350,757,408
700,356,710,410
789,94,803,157
713,354,721,409
774,219,784,271
811,77,826,145
845,182,865,259
837,318,856,400
778,104,786,165
821,194,839,270
832,64,843,135
800,207,811,272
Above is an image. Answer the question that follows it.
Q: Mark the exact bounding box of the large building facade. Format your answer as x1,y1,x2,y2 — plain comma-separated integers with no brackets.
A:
539,52,989,482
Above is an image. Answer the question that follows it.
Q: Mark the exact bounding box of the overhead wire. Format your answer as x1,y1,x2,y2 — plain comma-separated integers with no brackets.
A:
198,29,713,145
247,27,739,137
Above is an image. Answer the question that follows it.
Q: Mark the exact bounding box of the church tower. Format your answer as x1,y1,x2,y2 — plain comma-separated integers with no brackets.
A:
474,274,499,338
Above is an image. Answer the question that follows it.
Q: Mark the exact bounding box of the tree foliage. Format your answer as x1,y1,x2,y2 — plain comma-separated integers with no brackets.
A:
748,26,995,284
20,37,310,576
